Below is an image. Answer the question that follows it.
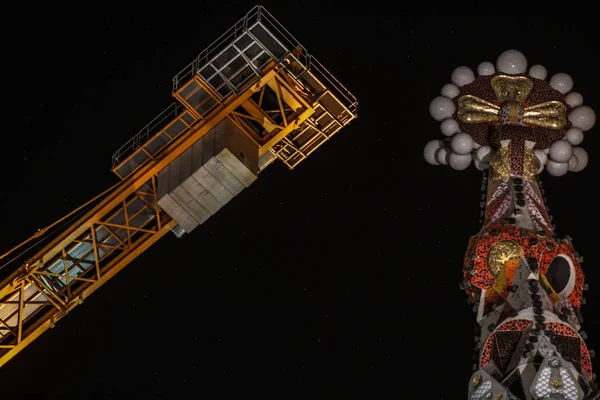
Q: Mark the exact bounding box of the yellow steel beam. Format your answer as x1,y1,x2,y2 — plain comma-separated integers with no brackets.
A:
227,70,315,157
112,62,282,180
240,99,279,134
258,106,313,157
22,69,276,272
0,62,325,368
266,75,304,112
0,69,288,368
0,219,176,368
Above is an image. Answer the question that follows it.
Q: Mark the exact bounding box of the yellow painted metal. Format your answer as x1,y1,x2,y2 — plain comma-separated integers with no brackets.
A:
258,72,314,156
0,66,319,368
0,219,176,368
258,106,314,157
225,69,315,157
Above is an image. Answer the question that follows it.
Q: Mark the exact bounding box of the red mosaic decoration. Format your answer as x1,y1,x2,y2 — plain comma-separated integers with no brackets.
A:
480,318,533,367
524,180,553,233
464,235,479,265
484,181,511,226
463,235,483,300
464,224,584,310
581,343,593,378
480,177,552,233
546,321,593,377
500,319,536,331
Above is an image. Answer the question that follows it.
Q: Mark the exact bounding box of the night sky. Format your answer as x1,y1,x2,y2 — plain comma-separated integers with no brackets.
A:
0,2,598,398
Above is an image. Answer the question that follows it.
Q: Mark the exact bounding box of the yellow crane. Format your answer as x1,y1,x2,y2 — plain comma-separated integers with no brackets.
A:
0,5,357,368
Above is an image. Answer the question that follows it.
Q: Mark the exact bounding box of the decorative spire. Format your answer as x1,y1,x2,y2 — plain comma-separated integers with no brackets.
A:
425,50,597,399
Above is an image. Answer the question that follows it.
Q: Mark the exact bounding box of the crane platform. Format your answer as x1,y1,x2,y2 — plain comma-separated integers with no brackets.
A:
0,5,357,368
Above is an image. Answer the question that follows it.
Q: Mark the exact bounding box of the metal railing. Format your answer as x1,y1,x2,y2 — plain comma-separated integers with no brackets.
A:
172,5,308,92
112,5,358,170
111,102,183,167
307,55,358,117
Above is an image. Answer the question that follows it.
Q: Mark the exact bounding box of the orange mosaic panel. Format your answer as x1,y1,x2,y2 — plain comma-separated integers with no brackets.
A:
463,223,584,310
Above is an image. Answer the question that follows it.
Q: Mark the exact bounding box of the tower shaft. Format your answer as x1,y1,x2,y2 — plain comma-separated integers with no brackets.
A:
465,146,594,398
425,50,596,398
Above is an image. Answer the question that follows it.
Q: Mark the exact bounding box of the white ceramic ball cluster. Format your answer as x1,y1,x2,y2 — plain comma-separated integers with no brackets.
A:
423,137,494,171
425,54,502,171
531,62,592,176
425,49,594,177
543,141,589,176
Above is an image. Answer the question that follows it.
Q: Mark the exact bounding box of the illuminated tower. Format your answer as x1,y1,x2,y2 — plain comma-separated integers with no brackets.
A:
0,6,357,368
424,50,597,399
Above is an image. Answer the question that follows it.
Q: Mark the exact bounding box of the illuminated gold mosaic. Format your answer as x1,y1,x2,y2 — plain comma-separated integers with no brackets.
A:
522,101,567,129
458,95,499,124
458,75,566,130
486,240,524,278
490,264,508,296
458,95,566,129
523,147,540,181
491,75,533,103
489,146,511,182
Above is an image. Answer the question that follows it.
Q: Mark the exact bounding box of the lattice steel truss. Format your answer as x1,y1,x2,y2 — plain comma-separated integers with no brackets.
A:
0,176,175,366
0,5,357,368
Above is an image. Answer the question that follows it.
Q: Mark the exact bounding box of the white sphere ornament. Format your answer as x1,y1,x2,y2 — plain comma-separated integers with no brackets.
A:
571,147,588,172
565,128,584,146
568,154,579,171
496,49,527,74
451,66,475,87
441,83,460,99
546,159,569,176
529,65,548,80
477,62,495,76
549,73,574,94
476,146,493,163
565,92,583,107
537,163,545,174
429,96,456,121
568,106,596,131
440,118,460,136
449,152,472,170
548,140,573,163
436,147,450,165
474,160,489,171
534,149,548,166
424,140,442,165
451,132,474,155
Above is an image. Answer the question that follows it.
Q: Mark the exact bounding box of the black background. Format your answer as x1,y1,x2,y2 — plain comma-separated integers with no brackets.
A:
0,1,597,398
